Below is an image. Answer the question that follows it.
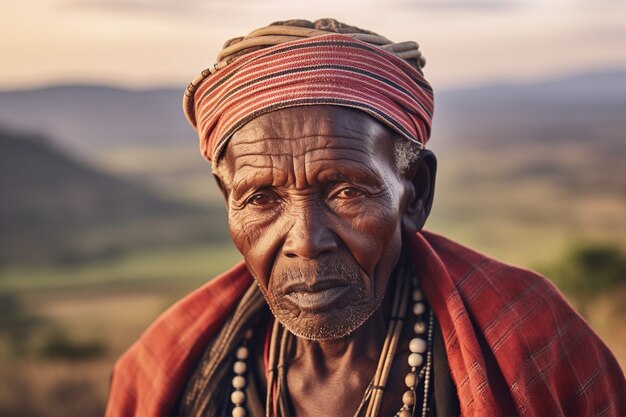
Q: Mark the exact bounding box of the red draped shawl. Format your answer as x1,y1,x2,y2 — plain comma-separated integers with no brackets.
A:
105,231,626,416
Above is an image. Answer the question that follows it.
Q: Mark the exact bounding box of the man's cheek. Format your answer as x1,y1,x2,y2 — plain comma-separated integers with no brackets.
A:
228,213,262,253
344,216,400,275
351,202,397,231
351,209,399,249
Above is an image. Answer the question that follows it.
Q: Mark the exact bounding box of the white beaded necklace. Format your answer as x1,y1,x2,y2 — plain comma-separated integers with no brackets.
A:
229,272,433,417
394,281,434,417
230,328,253,417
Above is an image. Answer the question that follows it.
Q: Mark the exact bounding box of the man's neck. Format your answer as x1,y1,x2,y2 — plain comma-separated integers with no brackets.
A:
292,305,388,370
284,293,394,417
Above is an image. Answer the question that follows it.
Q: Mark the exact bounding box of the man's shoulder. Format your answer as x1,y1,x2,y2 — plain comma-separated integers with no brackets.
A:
415,231,626,416
418,230,577,339
420,230,556,294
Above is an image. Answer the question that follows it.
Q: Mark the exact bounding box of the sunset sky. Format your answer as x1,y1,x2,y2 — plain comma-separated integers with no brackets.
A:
1,0,625,90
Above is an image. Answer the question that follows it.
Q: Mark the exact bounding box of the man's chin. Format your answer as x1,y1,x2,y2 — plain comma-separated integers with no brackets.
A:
276,305,373,341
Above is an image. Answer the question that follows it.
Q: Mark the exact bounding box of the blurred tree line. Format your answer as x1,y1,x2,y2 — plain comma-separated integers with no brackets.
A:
539,243,626,311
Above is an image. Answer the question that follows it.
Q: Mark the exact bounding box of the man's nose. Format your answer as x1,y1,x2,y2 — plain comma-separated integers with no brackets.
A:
282,206,338,259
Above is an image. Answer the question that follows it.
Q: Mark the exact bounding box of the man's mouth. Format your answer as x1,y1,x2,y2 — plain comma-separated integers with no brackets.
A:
283,279,350,311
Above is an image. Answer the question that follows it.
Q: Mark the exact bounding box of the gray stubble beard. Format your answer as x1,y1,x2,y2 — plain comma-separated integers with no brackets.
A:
263,261,384,341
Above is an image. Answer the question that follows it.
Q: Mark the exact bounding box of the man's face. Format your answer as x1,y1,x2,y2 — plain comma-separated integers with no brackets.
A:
217,106,414,340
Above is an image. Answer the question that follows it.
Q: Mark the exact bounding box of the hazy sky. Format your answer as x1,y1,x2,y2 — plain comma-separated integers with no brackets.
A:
1,0,625,90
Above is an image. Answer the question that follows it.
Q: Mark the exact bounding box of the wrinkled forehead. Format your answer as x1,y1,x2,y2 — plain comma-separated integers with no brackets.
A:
217,105,397,177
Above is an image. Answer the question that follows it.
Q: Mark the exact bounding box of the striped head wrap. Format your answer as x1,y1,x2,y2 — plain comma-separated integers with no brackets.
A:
183,31,434,167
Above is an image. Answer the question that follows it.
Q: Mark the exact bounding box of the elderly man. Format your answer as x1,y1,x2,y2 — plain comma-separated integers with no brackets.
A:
106,19,625,417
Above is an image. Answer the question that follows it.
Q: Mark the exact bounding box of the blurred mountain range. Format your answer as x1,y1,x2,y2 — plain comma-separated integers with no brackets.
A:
1,70,624,153
0,129,228,266
0,69,624,266
432,69,626,150
0,87,191,153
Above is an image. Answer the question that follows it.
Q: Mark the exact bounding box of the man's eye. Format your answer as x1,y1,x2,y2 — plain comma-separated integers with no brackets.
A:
246,192,275,206
335,187,364,199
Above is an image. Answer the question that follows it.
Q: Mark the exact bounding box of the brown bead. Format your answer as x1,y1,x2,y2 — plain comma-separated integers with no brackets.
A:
236,346,249,360
408,353,424,367
233,360,247,374
413,322,426,334
399,409,412,417
405,372,417,388
232,405,246,417
232,375,246,389
413,302,426,315
402,390,415,406
231,390,245,405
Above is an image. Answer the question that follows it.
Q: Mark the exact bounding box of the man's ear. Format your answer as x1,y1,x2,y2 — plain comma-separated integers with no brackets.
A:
401,149,437,234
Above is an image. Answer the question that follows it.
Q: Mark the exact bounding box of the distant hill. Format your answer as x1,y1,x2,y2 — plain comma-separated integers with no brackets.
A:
0,86,190,153
0,128,229,265
431,69,626,150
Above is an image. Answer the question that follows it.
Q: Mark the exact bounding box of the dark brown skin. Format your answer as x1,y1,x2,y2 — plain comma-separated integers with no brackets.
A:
215,105,435,417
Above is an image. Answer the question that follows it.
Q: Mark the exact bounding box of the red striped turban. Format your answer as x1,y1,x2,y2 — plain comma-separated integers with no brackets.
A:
183,33,434,166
